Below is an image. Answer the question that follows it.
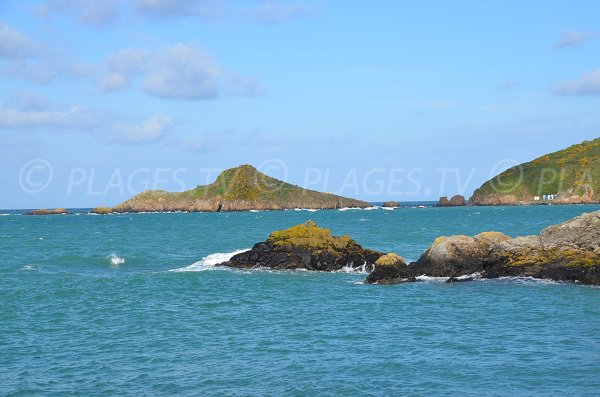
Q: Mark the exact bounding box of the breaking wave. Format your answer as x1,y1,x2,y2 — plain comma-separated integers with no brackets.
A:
170,249,250,272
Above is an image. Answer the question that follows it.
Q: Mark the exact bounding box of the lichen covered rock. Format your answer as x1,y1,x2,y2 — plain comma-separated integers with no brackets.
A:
407,211,600,284
364,253,415,284
219,221,384,271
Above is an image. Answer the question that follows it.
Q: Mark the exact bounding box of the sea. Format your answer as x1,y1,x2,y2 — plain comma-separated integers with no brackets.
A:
1,203,599,396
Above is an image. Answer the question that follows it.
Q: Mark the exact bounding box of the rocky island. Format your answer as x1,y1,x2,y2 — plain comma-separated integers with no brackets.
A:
471,138,600,205
435,195,467,207
111,165,369,213
219,211,600,285
25,208,71,215
218,220,383,271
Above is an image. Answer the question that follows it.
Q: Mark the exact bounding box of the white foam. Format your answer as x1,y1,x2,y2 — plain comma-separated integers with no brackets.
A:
496,276,561,285
109,254,125,268
307,209,319,212
381,206,396,210
22,264,36,271
338,207,362,211
416,275,450,282
0,213,11,216
364,206,379,211
339,262,372,274
170,248,250,272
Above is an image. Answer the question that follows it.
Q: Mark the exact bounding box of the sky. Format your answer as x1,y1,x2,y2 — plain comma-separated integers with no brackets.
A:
1,0,600,208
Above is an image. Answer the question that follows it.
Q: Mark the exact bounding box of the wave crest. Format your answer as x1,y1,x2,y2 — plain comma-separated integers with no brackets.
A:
170,249,249,272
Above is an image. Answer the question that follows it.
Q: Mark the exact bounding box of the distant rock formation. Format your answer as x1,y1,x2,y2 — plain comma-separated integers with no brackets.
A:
91,207,112,215
382,201,400,208
111,165,369,213
436,195,467,207
470,138,600,205
218,221,384,271
25,208,70,215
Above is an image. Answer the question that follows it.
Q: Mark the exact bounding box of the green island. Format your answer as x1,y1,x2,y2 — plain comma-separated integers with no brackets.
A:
109,164,368,213
471,138,600,205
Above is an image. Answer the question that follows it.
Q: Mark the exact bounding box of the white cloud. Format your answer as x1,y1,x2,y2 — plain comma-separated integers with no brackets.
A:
37,0,119,28
10,91,51,111
142,44,221,99
552,69,600,96
109,113,173,143
243,0,311,23
0,103,100,130
3,56,93,85
97,43,261,100
554,30,595,49
132,0,228,19
0,20,39,59
97,49,148,92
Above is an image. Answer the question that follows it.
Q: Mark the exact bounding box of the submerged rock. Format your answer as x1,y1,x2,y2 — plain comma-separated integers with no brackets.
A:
219,221,384,271
364,253,416,284
406,211,600,285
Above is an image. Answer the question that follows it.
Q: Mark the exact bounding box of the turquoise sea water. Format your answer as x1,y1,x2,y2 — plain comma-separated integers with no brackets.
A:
1,205,599,396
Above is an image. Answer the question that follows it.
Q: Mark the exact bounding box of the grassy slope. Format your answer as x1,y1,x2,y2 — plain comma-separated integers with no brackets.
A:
114,165,368,211
471,138,600,203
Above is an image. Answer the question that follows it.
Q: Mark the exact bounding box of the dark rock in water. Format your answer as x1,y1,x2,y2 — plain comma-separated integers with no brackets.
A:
382,201,400,208
407,211,600,285
436,195,467,207
219,221,384,271
364,253,416,284
25,208,71,215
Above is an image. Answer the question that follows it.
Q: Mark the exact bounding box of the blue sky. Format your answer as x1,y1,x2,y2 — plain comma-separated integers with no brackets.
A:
1,0,599,208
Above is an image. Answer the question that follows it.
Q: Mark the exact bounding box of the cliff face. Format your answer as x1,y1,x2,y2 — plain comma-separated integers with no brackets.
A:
470,138,600,205
113,165,369,212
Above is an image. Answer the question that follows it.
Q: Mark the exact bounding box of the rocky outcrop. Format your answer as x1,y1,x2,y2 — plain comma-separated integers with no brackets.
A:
410,232,511,277
364,253,416,284
382,201,400,208
91,207,112,215
25,208,71,215
219,221,384,271
436,195,467,207
469,193,519,206
112,165,369,213
406,211,600,284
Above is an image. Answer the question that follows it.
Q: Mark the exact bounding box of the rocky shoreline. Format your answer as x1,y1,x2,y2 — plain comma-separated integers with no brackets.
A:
217,211,600,285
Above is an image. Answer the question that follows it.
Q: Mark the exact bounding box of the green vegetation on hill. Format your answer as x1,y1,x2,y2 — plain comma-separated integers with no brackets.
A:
471,138,600,205
113,165,369,212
